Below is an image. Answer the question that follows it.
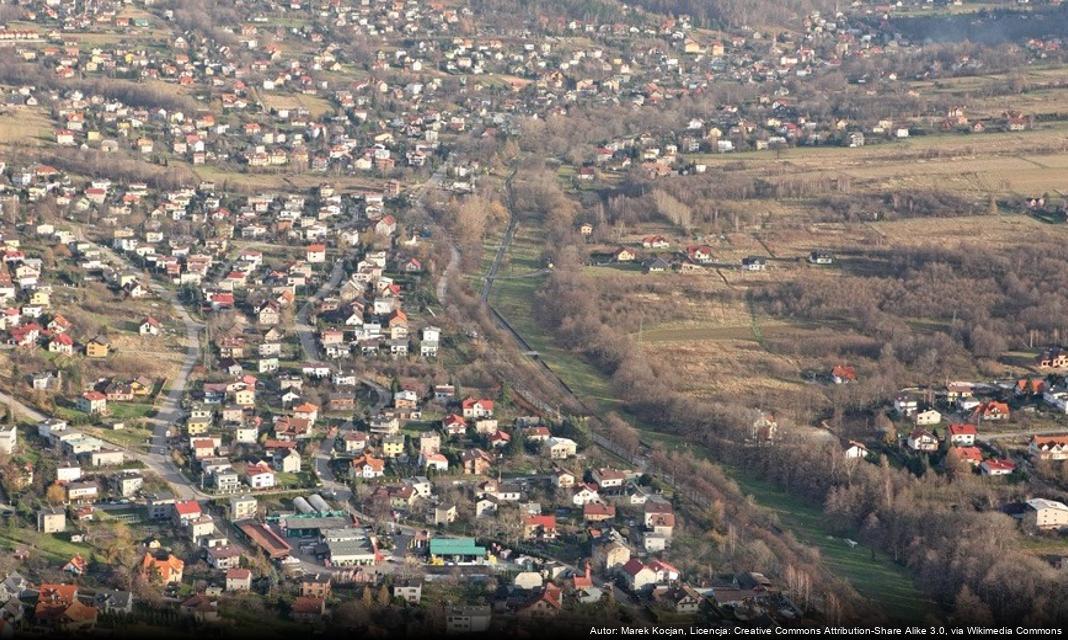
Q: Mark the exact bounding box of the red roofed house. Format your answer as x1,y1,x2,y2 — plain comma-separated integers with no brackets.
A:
523,514,558,540
174,500,202,525
442,414,467,436
1030,434,1068,461
980,458,1016,476
972,401,1009,423
948,423,977,446
78,391,107,415
306,244,327,264
461,398,494,419
583,502,617,522
35,584,97,630
950,446,982,466
621,558,657,592
831,364,857,384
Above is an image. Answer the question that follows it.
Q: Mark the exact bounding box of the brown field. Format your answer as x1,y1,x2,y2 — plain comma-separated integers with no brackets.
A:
258,92,334,119
0,107,52,146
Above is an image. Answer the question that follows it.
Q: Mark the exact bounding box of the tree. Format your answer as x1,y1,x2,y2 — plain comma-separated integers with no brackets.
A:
45,483,66,505
376,584,392,608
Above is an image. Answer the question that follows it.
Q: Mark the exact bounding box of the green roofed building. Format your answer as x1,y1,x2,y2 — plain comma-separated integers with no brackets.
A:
429,537,487,564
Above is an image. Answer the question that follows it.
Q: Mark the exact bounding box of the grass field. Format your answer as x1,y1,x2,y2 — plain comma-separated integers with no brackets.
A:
0,527,94,563
488,224,622,412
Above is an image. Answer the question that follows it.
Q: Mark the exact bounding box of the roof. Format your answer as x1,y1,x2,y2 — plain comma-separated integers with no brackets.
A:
1032,434,1068,447
525,515,557,528
1027,498,1068,512
948,423,977,436
622,558,649,576
174,500,202,516
429,537,486,557
982,459,1016,472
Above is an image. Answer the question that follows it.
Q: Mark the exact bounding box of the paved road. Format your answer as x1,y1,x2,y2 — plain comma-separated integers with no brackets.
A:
91,240,207,500
436,243,460,302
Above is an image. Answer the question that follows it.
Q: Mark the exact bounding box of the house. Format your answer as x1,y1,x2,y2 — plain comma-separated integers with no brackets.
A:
545,437,577,459
1038,347,1068,369
230,495,258,521
94,590,133,616
433,505,457,526
174,500,203,525
584,502,617,522
394,581,422,604
225,568,252,592
301,574,332,599
37,507,66,533
1030,434,1068,461
972,401,1010,423
741,256,767,271
572,484,601,506
906,429,939,452
980,459,1016,476
652,584,704,614
179,594,219,623
35,584,97,631
445,606,492,634
461,398,494,419
63,554,87,576
892,397,918,418
950,446,982,466
351,455,385,479
914,409,942,426
141,552,184,584
948,423,977,446
612,247,636,263
843,441,870,460
245,462,276,489
85,338,110,359
0,425,16,455
621,558,658,592
78,391,107,415
461,449,493,475
1024,498,1068,530
139,317,162,336
808,250,834,265
831,364,856,384
442,414,467,436
523,515,557,540
686,245,714,264
306,244,327,264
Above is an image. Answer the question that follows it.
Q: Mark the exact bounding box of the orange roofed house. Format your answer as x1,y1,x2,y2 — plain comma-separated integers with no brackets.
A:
141,551,184,584
971,401,1009,423
1030,434,1068,461
35,584,97,630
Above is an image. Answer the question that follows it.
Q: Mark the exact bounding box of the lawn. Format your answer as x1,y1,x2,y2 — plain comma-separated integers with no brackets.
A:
0,527,94,563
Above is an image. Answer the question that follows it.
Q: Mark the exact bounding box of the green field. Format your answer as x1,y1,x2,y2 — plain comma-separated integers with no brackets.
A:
488,225,621,411
0,527,94,563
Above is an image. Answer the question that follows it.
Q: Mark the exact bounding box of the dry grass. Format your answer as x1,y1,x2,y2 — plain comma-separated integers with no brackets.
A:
258,93,334,119
0,108,51,146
